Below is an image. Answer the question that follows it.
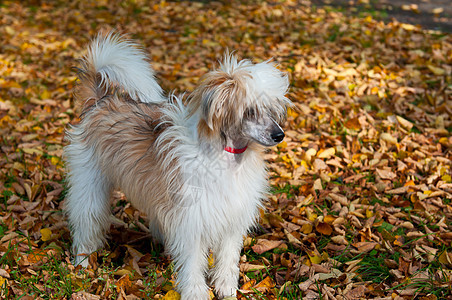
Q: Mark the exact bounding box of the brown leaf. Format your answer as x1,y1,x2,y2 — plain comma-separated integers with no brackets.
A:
375,168,397,180
251,239,283,254
352,242,378,253
71,292,101,300
345,285,366,299
316,222,333,235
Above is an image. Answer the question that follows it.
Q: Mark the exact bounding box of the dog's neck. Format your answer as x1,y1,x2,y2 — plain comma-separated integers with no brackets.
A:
224,139,248,154
189,111,249,165
222,135,248,165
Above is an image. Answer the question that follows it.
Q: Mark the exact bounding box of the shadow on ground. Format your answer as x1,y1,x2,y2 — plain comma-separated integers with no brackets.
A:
312,0,452,32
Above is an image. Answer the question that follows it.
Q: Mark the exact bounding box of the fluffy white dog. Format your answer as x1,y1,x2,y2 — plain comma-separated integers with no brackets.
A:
65,31,290,299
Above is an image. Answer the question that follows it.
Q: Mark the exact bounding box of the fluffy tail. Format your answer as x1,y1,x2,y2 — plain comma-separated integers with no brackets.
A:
75,31,164,111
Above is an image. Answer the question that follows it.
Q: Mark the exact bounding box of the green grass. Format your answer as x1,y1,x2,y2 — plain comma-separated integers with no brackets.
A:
357,250,393,283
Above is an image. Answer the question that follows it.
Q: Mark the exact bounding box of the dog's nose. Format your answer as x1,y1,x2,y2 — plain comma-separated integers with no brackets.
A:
271,131,285,143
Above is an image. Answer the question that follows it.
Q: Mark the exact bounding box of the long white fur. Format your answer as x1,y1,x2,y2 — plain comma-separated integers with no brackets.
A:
65,32,289,300
87,31,164,103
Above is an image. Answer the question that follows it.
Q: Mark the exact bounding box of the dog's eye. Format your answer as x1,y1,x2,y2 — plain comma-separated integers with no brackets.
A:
245,108,256,119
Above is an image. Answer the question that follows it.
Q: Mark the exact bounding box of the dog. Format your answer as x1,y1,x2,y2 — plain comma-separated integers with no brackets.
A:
65,31,290,299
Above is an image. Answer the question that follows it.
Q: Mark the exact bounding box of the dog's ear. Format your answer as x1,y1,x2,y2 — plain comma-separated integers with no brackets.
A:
195,73,246,134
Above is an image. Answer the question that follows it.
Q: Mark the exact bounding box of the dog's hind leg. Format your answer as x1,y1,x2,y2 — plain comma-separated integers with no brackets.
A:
65,143,112,267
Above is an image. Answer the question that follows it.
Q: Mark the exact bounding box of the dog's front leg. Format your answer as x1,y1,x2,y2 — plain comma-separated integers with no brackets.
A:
168,231,210,300
210,232,242,299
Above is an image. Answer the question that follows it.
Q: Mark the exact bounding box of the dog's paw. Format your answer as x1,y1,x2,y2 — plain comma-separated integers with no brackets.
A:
73,253,92,268
179,284,210,300
222,297,238,300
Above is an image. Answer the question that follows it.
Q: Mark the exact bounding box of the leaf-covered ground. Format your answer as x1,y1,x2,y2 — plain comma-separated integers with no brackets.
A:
0,0,451,299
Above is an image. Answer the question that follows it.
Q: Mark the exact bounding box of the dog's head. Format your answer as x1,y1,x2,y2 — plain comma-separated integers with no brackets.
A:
190,53,291,149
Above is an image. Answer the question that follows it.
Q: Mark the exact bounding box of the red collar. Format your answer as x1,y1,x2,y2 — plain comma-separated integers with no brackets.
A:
224,145,248,154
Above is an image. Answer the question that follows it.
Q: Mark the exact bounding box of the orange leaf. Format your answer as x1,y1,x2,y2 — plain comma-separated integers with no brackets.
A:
324,215,336,224
241,279,256,290
115,274,132,293
255,276,275,292
344,117,361,130
27,249,49,264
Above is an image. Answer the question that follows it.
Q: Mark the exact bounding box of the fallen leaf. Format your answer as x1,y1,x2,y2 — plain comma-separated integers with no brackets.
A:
316,222,333,235
352,242,378,253
252,239,283,254
40,228,53,241
162,290,181,300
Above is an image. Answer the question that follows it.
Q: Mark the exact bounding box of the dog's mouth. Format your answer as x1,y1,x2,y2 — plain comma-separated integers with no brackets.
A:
243,117,285,147
249,131,285,147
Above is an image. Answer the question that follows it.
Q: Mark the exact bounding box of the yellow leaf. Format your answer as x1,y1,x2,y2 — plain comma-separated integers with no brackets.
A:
371,86,379,94
438,250,452,267
163,290,181,300
50,156,60,165
208,253,215,268
442,174,451,183
287,107,299,118
401,23,417,31
277,140,287,149
40,89,51,100
307,252,323,264
427,65,445,75
5,26,15,35
306,208,318,221
113,268,133,276
301,223,313,234
22,148,44,155
432,7,444,14
40,228,52,241
62,38,76,48
393,235,404,246
317,147,335,159
380,133,398,145
0,115,12,126
439,137,449,146
0,276,7,288
13,162,25,172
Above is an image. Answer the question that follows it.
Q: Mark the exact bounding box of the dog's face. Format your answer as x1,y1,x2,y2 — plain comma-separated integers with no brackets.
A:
192,54,291,148
242,109,285,146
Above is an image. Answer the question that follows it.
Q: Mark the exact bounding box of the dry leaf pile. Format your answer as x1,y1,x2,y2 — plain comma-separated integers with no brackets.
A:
0,0,451,299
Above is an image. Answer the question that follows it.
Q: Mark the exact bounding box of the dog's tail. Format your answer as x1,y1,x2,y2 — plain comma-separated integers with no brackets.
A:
75,31,164,111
